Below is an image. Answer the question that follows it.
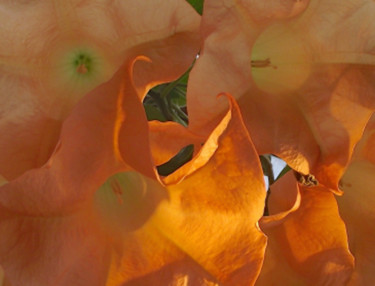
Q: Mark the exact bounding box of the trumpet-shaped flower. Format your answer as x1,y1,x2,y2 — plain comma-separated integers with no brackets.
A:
258,172,354,285
0,0,200,181
336,114,375,285
0,77,268,285
253,114,375,285
186,0,375,192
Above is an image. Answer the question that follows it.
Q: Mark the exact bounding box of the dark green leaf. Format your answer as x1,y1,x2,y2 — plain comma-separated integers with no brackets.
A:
144,104,167,122
186,0,204,15
157,145,194,176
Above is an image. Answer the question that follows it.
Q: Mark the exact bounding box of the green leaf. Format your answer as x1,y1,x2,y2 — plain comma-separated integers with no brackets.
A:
186,0,204,15
169,87,187,107
144,104,167,122
157,145,194,176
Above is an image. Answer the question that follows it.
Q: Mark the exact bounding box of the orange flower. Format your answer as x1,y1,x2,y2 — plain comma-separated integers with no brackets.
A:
258,172,354,285
0,1,203,284
336,114,375,285
0,0,200,181
0,89,268,285
256,114,375,285
186,0,375,192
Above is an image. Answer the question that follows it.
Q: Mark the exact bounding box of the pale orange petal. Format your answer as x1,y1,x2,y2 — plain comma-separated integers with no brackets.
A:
0,203,110,286
186,0,375,192
0,61,156,213
258,173,354,285
0,0,200,181
337,114,375,285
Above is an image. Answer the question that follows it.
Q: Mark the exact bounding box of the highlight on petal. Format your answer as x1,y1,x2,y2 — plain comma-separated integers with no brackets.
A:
149,95,267,285
186,0,375,192
108,231,221,286
258,172,354,285
337,114,375,285
95,172,220,285
102,94,267,285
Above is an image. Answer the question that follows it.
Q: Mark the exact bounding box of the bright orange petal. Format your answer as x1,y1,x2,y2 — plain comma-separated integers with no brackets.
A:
260,171,301,227
148,95,267,285
148,120,204,166
258,172,354,285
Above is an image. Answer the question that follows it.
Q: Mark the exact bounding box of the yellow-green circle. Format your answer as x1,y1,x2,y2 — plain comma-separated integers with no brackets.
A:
251,25,312,95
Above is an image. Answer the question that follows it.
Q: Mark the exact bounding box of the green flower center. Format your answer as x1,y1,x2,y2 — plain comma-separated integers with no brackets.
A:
51,45,111,98
73,53,93,75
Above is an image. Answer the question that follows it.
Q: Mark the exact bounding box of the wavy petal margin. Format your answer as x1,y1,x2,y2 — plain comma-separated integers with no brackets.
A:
186,0,375,193
0,0,200,181
337,114,375,285
258,172,354,285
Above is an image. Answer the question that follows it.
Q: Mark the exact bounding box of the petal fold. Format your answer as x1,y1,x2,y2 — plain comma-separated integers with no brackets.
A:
258,172,354,285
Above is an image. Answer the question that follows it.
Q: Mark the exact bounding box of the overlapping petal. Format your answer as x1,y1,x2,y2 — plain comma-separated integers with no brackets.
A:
149,96,267,285
186,0,375,192
103,95,268,285
258,172,354,285
337,114,375,285
0,62,268,286
148,120,204,166
0,0,200,180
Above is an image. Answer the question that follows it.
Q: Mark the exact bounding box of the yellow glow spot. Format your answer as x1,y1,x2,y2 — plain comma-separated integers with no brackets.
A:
251,25,312,95
94,172,163,233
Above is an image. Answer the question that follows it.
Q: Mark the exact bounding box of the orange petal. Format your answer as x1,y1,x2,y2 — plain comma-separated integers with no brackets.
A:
259,174,354,285
0,75,62,180
94,95,266,285
92,170,220,285
337,114,375,285
0,0,200,181
0,62,151,214
148,120,204,166
0,203,110,286
260,171,301,228
186,0,375,192
107,222,221,285
149,95,267,285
